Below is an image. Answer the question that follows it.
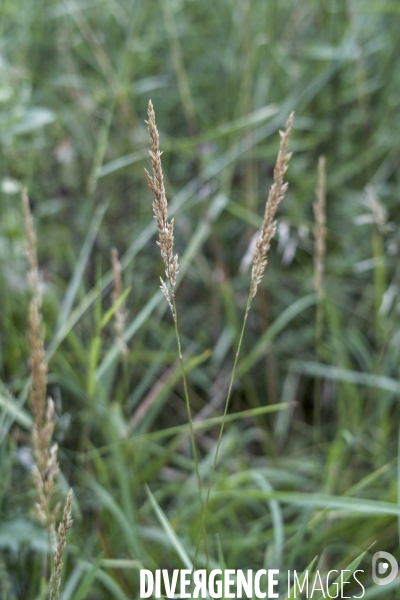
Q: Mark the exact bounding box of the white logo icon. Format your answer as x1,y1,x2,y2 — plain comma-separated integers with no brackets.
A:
372,552,398,585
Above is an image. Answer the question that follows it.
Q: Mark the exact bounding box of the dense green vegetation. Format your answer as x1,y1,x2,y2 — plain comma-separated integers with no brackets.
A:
1,0,400,597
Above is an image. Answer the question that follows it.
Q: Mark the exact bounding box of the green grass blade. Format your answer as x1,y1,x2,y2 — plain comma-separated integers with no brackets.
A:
145,485,193,570
56,201,108,332
214,490,400,517
290,361,400,394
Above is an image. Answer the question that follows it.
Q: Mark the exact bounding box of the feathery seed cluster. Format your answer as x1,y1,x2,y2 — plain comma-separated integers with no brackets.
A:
22,189,73,598
250,112,294,299
145,100,178,318
50,489,73,600
22,188,59,536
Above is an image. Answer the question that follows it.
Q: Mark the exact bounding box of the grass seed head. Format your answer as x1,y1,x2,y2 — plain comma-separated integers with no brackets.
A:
250,112,294,299
145,100,179,311
22,187,40,292
22,189,60,536
50,489,73,600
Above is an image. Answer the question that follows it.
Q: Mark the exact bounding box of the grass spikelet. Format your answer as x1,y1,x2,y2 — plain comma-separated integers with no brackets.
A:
111,247,128,357
50,489,73,600
23,186,48,440
22,190,73,593
27,294,48,436
22,187,39,291
250,111,294,299
145,99,178,317
313,156,326,302
23,189,58,534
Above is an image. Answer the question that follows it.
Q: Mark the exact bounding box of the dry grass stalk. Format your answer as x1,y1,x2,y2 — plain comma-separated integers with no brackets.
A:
250,112,294,299
50,489,73,600
111,247,128,357
22,190,73,591
145,99,178,319
23,188,59,537
313,156,326,301
22,187,39,291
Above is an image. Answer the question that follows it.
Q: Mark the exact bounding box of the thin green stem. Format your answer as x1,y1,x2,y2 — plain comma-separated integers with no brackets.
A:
172,297,209,562
313,299,323,440
193,294,252,565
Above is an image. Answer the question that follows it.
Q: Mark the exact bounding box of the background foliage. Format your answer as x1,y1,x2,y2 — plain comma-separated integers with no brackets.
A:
1,0,400,597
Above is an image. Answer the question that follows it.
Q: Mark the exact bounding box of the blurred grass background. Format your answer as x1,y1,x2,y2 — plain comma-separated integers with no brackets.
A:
1,0,400,597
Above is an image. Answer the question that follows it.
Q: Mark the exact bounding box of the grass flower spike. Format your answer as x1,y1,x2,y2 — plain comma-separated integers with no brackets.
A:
145,99,179,318
22,188,59,536
250,112,294,299
22,188,73,594
50,489,73,600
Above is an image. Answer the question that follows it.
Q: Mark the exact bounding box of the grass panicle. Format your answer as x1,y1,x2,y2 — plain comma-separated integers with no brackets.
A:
23,188,59,536
50,489,73,600
250,111,294,299
22,189,73,592
22,187,40,292
145,99,179,319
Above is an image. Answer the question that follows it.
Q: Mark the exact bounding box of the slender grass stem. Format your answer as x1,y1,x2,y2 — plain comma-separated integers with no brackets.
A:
192,113,293,566
193,294,252,565
172,298,209,562
313,299,324,442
